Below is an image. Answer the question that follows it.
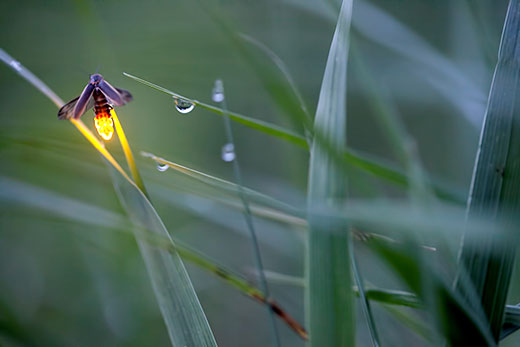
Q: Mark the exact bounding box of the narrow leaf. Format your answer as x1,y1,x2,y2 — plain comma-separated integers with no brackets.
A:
141,151,303,219
0,53,218,347
305,1,354,346
455,0,520,341
123,72,308,147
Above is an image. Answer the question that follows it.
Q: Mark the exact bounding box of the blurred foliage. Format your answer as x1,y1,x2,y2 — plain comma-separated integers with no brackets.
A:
1,0,519,346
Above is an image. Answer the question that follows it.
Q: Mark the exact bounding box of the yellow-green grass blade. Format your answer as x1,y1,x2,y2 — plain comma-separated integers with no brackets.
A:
0,53,217,347
455,1,520,341
305,0,355,346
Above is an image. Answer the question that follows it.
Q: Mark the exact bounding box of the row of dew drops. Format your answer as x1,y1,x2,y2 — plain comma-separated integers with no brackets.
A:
156,79,235,172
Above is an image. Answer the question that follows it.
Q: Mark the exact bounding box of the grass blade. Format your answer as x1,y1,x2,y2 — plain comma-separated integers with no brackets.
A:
123,72,308,147
125,73,464,204
0,52,217,346
371,238,495,345
214,79,281,345
0,48,64,107
455,0,520,341
0,176,307,340
350,240,381,346
141,151,303,218
305,0,354,345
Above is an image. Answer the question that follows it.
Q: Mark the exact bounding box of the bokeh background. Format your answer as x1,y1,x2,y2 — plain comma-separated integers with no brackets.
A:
1,0,518,346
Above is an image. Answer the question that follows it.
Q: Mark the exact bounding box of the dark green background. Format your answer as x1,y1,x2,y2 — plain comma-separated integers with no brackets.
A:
1,0,517,346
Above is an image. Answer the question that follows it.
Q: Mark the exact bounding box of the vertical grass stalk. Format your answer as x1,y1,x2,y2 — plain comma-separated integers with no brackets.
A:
456,0,520,341
306,0,354,345
213,79,280,346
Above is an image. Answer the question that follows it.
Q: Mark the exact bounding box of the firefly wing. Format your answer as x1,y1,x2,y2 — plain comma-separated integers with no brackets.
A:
98,79,125,106
58,95,95,120
115,88,133,105
73,83,95,119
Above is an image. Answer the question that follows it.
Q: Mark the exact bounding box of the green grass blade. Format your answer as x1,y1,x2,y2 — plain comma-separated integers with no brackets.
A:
238,33,311,121
305,0,354,345
0,48,64,107
350,241,381,346
378,304,432,342
352,1,486,128
502,305,520,339
371,238,495,345
215,79,281,345
108,167,217,346
455,0,520,341
0,176,307,340
351,44,435,203
124,73,464,203
0,52,218,346
198,1,313,134
123,72,308,147
141,151,303,218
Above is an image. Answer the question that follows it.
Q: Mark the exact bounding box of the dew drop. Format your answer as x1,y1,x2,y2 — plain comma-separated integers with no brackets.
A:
212,79,225,103
174,97,195,114
157,163,169,172
221,143,235,162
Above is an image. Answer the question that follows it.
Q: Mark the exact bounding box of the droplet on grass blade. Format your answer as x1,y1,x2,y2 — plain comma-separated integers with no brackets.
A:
221,143,235,162
212,79,225,103
173,97,195,114
157,163,169,172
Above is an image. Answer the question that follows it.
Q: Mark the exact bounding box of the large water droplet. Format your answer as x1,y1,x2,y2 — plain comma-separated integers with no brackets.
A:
212,79,225,103
157,163,169,172
174,97,195,114
221,143,235,162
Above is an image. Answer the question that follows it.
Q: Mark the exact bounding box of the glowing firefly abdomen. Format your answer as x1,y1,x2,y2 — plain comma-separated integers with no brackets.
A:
93,89,114,140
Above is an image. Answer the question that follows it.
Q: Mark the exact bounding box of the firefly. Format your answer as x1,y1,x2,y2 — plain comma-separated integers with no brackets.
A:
58,74,132,140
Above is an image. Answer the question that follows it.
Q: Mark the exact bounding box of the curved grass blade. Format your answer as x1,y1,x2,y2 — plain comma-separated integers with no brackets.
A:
196,1,313,134
455,0,520,341
176,244,308,341
123,72,307,148
215,80,280,345
238,33,311,121
112,109,147,194
352,1,486,128
124,73,464,204
378,304,431,342
305,0,354,345
0,52,217,347
371,238,495,346
141,151,303,219
0,48,64,107
0,176,307,341
350,240,380,346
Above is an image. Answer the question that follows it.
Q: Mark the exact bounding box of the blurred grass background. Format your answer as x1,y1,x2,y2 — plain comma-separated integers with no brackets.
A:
1,0,518,345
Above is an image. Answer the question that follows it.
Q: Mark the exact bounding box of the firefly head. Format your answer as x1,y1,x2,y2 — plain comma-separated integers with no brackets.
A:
89,73,104,85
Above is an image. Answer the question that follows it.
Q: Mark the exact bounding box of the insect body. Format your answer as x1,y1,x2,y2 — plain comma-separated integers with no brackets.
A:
58,73,132,140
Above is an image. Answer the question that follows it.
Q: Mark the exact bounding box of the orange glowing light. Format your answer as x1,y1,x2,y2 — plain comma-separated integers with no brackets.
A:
94,113,114,141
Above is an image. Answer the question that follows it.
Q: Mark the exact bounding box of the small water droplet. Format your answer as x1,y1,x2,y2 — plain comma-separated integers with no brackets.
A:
212,79,225,103
221,143,235,162
10,60,22,72
174,97,195,114
157,163,169,172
